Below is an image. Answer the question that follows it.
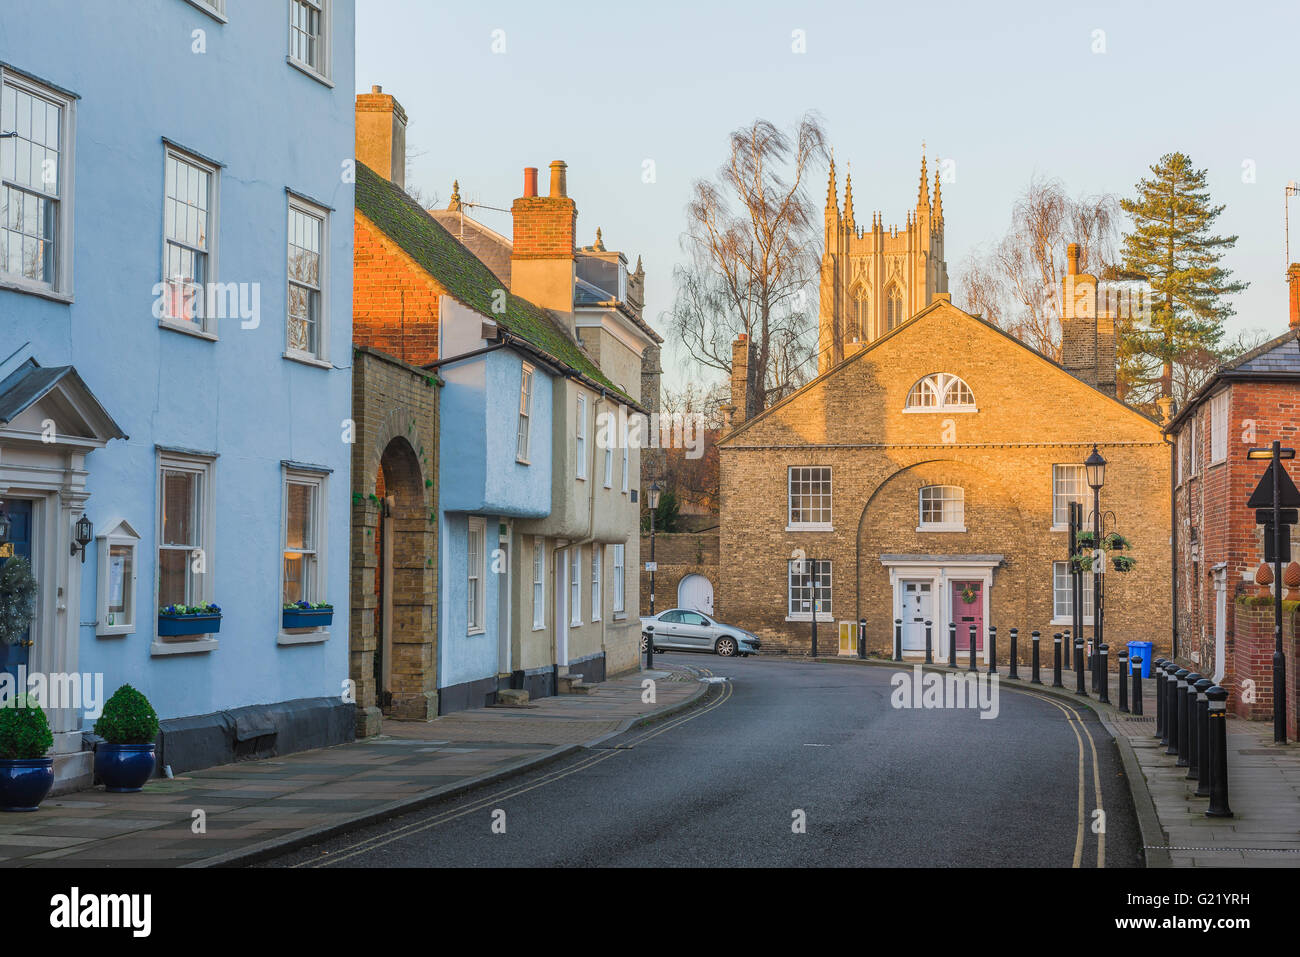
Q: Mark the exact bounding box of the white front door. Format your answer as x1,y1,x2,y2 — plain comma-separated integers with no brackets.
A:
901,580,933,653
677,574,714,614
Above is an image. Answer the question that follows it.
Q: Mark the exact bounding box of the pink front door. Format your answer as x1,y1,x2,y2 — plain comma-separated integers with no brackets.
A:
951,581,984,653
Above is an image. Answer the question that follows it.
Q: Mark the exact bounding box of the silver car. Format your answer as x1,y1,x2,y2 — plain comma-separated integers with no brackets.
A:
639,609,761,657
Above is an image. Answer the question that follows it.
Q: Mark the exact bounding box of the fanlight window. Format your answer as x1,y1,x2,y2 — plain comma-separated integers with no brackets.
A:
905,373,976,411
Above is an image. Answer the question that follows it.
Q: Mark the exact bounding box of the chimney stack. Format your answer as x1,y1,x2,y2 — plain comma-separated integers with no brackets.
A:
355,85,408,189
511,161,577,315
1060,242,1117,397
729,334,752,426
1288,263,1300,331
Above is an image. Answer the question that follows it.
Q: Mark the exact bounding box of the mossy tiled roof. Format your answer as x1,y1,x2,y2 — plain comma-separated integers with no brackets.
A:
354,162,628,400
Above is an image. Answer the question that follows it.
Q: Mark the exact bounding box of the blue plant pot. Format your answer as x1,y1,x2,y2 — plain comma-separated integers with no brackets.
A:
282,608,333,629
158,614,221,637
0,758,55,812
95,743,157,793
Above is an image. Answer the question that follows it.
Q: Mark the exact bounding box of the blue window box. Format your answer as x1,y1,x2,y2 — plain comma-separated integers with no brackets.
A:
282,608,333,629
158,613,222,637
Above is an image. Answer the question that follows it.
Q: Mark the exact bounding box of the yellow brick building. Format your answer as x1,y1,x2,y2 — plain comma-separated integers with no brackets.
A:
718,265,1172,662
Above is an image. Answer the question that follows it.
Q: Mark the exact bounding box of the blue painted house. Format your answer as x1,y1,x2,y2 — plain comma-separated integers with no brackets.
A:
0,0,356,789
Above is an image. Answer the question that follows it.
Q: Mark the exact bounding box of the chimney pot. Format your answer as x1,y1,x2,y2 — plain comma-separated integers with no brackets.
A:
1067,243,1080,276
372,85,382,94
523,167,538,198
1288,263,1300,330
549,160,568,198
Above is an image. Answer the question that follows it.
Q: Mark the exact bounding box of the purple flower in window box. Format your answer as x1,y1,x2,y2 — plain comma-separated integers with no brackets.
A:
282,600,333,630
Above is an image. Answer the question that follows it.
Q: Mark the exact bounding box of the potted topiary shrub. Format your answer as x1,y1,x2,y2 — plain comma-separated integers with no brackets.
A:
0,694,54,811
157,602,222,638
93,684,159,793
282,600,333,629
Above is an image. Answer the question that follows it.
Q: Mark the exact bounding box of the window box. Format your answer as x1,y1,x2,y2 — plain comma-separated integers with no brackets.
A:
158,603,221,637
282,602,333,629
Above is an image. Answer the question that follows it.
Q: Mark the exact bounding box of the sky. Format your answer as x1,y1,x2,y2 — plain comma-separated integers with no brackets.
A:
357,0,1300,393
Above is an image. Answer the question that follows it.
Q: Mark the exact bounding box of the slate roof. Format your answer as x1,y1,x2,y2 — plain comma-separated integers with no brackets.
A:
1167,328,1300,431
0,358,127,438
354,163,632,403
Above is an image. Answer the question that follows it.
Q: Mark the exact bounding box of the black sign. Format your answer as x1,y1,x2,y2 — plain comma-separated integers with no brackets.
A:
1246,460,1300,510
1264,523,1292,563
1256,508,1299,526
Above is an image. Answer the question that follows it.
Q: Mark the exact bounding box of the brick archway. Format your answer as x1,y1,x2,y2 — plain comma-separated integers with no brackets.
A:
350,350,440,736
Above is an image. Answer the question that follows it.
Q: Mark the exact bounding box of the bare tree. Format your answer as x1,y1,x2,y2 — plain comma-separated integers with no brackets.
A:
1121,326,1275,414
956,175,1118,360
666,114,829,419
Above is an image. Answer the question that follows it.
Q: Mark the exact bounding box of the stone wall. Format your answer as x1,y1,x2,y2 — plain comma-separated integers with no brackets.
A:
639,530,720,616
1231,596,1300,737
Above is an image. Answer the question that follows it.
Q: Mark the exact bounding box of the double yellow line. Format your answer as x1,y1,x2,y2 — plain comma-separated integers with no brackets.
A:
297,679,733,868
1019,690,1105,868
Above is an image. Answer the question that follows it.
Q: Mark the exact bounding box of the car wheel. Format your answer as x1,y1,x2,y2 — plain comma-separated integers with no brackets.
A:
716,636,737,657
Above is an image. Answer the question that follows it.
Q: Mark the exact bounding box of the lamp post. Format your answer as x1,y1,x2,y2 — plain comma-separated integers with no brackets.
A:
646,479,661,669
1085,446,1107,694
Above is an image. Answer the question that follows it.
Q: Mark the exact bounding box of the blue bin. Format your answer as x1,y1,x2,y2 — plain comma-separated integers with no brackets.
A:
1127,641,1153,678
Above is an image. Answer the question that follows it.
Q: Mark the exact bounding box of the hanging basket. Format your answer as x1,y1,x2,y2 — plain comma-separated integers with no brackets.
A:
1111,554,1137,573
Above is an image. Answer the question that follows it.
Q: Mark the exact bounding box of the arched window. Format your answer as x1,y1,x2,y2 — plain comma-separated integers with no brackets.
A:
886,285,905,331
919,485,965,531
905,373,977,412
850,288,869,341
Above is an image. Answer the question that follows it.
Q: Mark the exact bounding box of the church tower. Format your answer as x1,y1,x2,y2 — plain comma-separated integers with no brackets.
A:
817,148,949,375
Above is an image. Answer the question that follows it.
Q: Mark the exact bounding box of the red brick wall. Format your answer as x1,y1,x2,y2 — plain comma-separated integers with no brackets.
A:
353,213,443,365
510,196,576,260
1232,598,1300,737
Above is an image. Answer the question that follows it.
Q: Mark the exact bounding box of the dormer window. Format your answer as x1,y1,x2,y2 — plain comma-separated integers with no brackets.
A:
905,373,976,412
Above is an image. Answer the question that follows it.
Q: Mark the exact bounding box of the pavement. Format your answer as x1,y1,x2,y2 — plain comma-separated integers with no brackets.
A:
0,667,707,868
806,653,1300,868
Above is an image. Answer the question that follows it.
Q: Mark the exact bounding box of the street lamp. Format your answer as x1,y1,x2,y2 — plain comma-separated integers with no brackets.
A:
645,479,662,669
1085,446,1107,693
71,514,93,563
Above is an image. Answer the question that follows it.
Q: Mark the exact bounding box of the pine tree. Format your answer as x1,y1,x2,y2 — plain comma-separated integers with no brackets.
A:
1118,152,1247,403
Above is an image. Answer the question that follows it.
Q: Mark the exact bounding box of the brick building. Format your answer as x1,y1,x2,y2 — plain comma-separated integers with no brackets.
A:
717,248,1172,661
1166,268,1300,730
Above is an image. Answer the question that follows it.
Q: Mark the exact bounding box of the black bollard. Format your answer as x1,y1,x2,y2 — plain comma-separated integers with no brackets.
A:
1117,649,1128,713
894,619,903,662
1178,672,1200,769
1194,678,1212,797
1205,686,1233,818
1099,644,1110,705
858,618,866,660
1008,628,1020,680
1074,636,1087,695
988,626,997,675
1185,673,1203,781
1168,667,1188,756
1153,657,1165,738
1031,631,1041,684
1160,663,1175,747
948,621,956,667
968,624,977,672
924,620,933,664
1130,656,1143,716
1052,633,1063,688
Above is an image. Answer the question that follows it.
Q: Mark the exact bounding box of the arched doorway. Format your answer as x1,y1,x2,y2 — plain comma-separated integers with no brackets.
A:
678,574,714,615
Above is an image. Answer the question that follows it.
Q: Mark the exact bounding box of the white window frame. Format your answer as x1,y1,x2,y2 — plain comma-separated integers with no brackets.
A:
576,392,588,480
591,545,602,622
1176,430,1186,486
1052,561,1095,625
612,543,626,617
1189,415,1200,477
532,537,545,630
1052,464,1087,530
904,373,977,413
787,558,832,621
159,142,221,339
0,66,76,301
517,363,534,464
787,466,833,531
95,519,141,638
603,439,613,488
569,547,582,627
183,0,228,23
154,449,217,653
280,467,329,643
287,0,333,85
285,192,330,365
1210,390,1228,465
467,517,486,635
918,485,965,532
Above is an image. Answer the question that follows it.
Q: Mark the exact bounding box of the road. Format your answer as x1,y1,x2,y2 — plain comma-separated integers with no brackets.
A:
264,654,1142,868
